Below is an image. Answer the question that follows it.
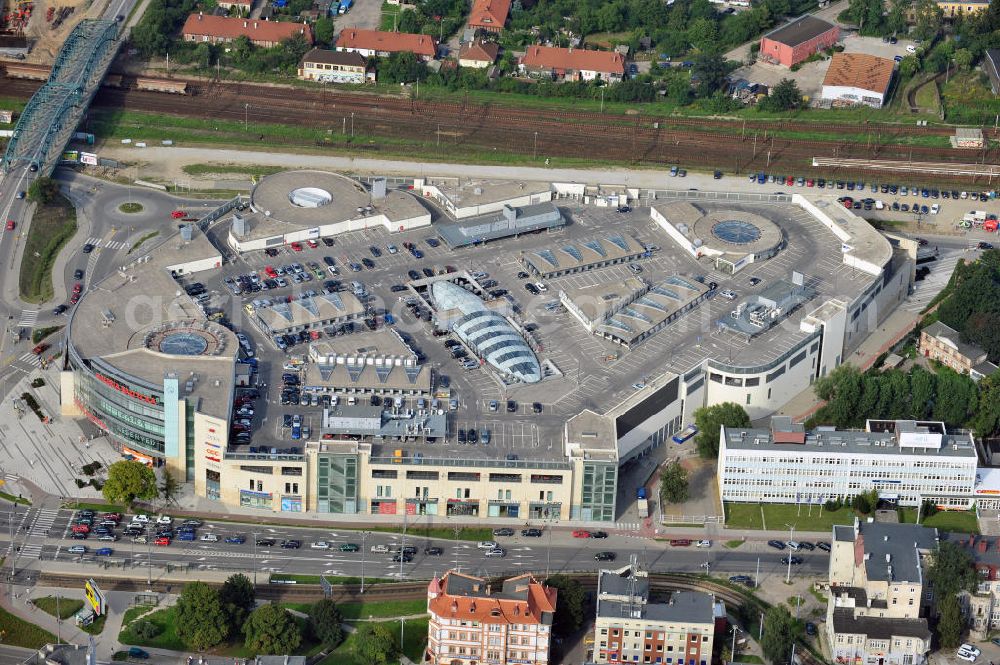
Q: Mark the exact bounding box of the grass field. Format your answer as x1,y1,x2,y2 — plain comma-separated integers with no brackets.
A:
914,81,940,113
120,604,156,627
19,194,77,304
898,508,979,534
724,539,745,549
0,605,57,648
319,617,428,665
181,163,286,177
0,491,30,505
282,598,427,620
33,595,84,620
725,503,856,531
118,606,186,651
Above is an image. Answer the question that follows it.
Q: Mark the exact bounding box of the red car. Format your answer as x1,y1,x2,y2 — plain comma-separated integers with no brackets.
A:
290,242,303,252
72,282,82,293
71,524,90,533
785,176,795,186
806,179,814,187
264,265,277,278
5,220,14,231
572,529,592,539
669,539,692,547
154,536,171,546
69,294,80,305
171,210,186,219
306,239,318,249
102,513,122,521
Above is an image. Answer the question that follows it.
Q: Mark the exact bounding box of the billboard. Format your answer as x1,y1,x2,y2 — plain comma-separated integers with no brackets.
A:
84,579,107,616
80,152,98,166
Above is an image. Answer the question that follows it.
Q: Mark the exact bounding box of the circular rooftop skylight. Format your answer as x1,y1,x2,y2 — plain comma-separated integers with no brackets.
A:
711,220,763,245
289,187,333,208
159,332,210,355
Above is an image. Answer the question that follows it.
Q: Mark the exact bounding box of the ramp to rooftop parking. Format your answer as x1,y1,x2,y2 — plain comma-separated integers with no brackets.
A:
2,19,120,175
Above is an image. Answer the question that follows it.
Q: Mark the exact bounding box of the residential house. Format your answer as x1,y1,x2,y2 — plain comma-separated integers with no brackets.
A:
827,520,938,665
425,571,557,665
216,0,252,12
335,28,437,60
181,13,313,48
593,564,719,665
519,45,625,83
759,15,839,67
936,0,990,16
458,39,499,68
821,52,895,108
298,48,374,83
468,0,511,33
919,320,998,380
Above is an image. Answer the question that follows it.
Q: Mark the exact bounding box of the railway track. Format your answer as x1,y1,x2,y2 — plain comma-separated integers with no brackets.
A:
3,71,996,184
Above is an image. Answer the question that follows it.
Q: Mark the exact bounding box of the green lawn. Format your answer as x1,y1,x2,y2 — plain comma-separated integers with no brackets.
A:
82,614,107,635
723,539,745,549
0,491,30,505
898,508,979,534
914,81,940,112
118,606,186,651
0,605,57,648
120,604,156,628
181,163,286,177
19,194,77,304
726,503,856,531
33,596,85,620
282,599,427,620
320,617,428,665
270,574,397,585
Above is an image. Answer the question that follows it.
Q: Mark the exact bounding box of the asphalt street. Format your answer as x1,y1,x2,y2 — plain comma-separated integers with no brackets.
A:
0,507,830,582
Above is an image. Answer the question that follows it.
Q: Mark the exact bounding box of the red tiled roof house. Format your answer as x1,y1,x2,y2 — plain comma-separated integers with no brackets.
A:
182,14,313,48
519,45,625,83
468,0,511,33
426,571,557,665
458,39,499,68
335,28,437,60
758,15,838,68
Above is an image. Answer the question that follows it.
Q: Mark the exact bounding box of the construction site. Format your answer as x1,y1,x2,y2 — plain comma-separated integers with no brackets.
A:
0,0,90,61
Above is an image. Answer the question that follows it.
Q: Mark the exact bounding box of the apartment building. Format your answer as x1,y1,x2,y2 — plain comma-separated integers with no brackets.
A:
426,571,557,665
827,520,938,665
298,48,373,84
594,565,718,665
918,321,997,381
718,417,979,508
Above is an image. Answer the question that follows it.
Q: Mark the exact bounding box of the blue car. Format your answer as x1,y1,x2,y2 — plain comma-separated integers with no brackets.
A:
225,535,246,544
178,531,196,541
96,547,114,556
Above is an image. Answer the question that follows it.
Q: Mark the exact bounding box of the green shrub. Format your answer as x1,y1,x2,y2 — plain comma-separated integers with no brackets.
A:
134,620,161,640
30,378,44,388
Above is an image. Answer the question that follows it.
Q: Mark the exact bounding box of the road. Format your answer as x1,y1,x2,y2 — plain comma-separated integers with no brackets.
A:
0,507,830,583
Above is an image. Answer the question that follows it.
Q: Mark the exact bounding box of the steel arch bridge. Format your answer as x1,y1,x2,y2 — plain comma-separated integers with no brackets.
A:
1,18,121,175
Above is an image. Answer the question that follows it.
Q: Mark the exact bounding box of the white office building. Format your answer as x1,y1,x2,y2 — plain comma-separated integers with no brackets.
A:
718,418,978,508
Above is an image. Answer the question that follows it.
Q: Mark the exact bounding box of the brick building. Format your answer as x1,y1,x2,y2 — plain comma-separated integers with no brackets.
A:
918,320,997,381
759,15,838,67
594,565,718,665
426,571,557,665
181,14,313,48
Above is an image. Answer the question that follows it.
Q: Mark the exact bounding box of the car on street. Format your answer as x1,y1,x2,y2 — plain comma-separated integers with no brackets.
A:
484,547,506,558
522,528,542,537
590,531,608,539
154,536,171,546
594,551,617,561
82,243,94,253
572,529,592,538
696,540,712,548
816,542,831,552
340,543,360,552
805,622,817,636
669,539,692,547
478,540,499,549
5,220,14,231
492,527,514,537
425,546,444,555
199,533,219,542
780,556,804,565
128,648,150,660
256,538,276,547
979,242,994,250
67,545,87,554
729,575,754,586
311,541,331,549
225,535,246,544
767,540,786,550
96,547,114,556
280,539,302,549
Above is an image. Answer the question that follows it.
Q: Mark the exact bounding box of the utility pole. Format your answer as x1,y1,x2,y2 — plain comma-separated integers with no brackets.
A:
244,103,249,132
56,594,61,644
533,131,538,160
146,532,152,589
399,509,408,580
252,532,258,586
785,523,795,583
351,112,355,138
361,531,370,593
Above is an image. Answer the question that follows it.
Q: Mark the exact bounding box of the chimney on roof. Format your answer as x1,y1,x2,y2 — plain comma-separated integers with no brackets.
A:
470,601,476,612
979,539,989,553
254,21,258,28
243,20,248,27
450,600,458,614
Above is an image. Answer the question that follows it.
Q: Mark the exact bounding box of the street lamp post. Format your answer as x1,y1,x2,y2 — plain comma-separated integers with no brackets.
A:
785,523,795,583
252,532,259,586
244,103,249,132
544,510,558,578
360,531,370,593
146,531,152,589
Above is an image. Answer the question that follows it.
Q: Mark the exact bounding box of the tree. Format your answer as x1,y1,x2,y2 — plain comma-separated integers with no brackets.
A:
691,52,731,98
693,402,751,458
659,460,689,505
899,55,920,78
686,17,717,51
102,460,158,508
159,468,180,507
929,540,977,598
27,177,60,205
845,0,885,33
970,373,1000,437
760,605,798,665
954,47,973,71
912,0,943,41
814,364,864,428
243,603,302,655
938,595,964,648
909,366,936,420
175,582,229,650
353,622,400,665
310,599,344,647
932,367,977,427
219,573,256,634
545,574,585,637
759,78,802,112
314,17,335,46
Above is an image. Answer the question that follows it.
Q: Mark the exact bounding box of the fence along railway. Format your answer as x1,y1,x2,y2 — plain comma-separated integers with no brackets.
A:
2,68,997,183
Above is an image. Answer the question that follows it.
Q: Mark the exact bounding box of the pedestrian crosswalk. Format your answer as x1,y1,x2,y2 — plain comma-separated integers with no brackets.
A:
27,508,59,539
18,543,43,559
17,309,38,327
84,237,129,251
17,352,42,367
616,522,641,531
